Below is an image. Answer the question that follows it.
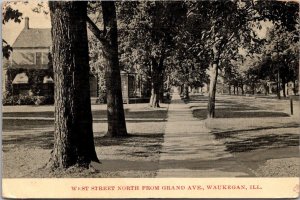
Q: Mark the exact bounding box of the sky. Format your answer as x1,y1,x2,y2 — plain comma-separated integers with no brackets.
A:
2,1,272,46
2,1,51,45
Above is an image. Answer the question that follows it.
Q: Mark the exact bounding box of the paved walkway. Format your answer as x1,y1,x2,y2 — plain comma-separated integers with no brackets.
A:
156,90,253,177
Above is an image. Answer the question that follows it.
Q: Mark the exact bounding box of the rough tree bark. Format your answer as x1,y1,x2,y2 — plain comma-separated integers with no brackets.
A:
159,72,164,103
282,77,286,98
207,62,219,118
149,57,164,108
86,2,127,137
49,1,99,168
183,82,189,99
102,2,127,137
241,84,244,95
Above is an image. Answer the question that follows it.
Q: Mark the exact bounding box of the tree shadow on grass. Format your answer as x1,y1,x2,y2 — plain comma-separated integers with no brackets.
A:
3,131,165,160
213,123,300,140
185,95,208,103
94,133,164,145
193,105,290,119
92,109,168,119
2,119,53,131
223,133,299,153
3,111,54,118
2,131,54,151
3,108,168,120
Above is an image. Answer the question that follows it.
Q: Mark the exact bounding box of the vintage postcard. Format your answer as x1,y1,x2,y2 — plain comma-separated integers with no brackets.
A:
2,0,299,198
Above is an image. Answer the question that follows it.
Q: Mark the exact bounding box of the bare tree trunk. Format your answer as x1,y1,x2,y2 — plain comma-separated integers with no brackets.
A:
282,77,286,98
184,82,189,99
159,72,164,103
277,70,281,99
241,84,244,95
149,57,163,108
208,62,218,118
102,2,127,137
49,1,99,168
228,84,231,95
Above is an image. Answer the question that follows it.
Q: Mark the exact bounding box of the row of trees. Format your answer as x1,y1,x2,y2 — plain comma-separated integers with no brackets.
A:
3,1,299,169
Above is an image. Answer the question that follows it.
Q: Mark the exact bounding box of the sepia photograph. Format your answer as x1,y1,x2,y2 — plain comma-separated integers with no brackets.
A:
1,0,299,198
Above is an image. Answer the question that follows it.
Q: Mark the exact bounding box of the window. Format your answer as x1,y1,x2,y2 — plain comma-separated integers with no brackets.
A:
42,52,49,64
36,52,42,65
12,52,35,65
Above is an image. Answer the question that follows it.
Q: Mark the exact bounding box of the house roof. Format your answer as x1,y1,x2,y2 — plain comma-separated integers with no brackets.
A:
12,28,51,48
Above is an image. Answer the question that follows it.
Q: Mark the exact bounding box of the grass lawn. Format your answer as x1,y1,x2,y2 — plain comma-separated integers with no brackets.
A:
2,103,169,178
189,94,300,177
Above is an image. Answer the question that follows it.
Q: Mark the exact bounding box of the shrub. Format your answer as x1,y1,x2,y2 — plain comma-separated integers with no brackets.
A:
96,92,107,104
3,95,54,105
3,95,19,105
38,95,54,105
16,95,36,105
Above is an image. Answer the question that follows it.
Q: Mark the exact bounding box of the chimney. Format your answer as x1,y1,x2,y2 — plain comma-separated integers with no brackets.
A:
24,17,29,29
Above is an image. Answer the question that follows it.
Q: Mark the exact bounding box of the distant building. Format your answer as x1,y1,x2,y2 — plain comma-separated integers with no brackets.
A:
6,17,98,98
4,17,140,104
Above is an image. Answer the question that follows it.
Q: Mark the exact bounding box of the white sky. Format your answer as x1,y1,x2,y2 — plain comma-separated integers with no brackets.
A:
2,1,51,45
1,2,272,46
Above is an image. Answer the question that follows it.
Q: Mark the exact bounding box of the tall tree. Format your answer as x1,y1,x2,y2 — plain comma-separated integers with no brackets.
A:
118,2,187,107
87,2,127,137
49,1,99,168
186,1,266,118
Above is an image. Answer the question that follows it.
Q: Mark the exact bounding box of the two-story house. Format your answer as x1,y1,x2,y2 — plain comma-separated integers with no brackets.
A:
6,17,99,98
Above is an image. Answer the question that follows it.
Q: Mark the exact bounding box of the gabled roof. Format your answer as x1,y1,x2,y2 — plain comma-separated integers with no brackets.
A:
12,28,51,48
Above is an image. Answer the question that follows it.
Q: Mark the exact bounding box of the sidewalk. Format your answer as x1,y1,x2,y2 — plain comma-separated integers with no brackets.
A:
156,91,253,177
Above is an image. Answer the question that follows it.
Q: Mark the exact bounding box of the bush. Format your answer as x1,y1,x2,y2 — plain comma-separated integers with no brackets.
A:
3,95,20,105
35,95,54,105
96,92,107,104
17,95,36,105
3,95,54,105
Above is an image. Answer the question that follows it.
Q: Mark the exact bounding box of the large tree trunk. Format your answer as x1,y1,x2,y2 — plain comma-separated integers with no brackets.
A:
49,1,99,168
149,57,164,108
241,84,244,95
149,76,160,108
159,72,164,103
183,82,189,99
102,2,127,137
252,82,255,95
207,62,218,118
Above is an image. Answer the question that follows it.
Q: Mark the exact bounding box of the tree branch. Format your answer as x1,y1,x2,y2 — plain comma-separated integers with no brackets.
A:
86,16,107,44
